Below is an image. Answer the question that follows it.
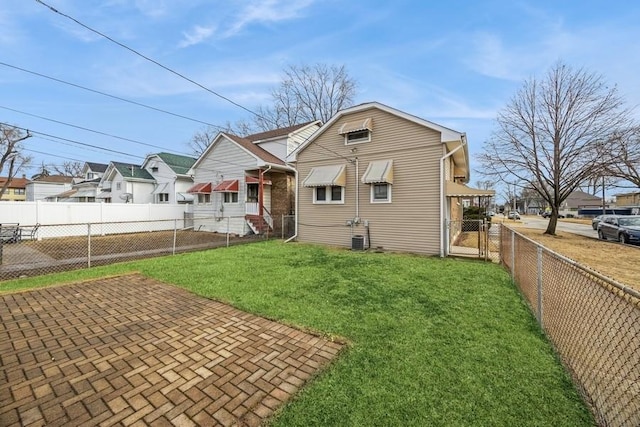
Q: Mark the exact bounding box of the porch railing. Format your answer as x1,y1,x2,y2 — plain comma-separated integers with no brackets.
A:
245,202,259,215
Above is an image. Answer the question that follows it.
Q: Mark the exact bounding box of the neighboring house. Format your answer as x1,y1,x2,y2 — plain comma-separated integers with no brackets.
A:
615,191,640,207
99,162,155,203
142,152,197,204
288,102,494,256
187,124,318,236
48,162,109,202
247,121,321,160
0,175,29,201
26,175,74,201
560,190,604,216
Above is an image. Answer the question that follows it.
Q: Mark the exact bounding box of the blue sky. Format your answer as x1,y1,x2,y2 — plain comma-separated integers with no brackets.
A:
2,0,640,183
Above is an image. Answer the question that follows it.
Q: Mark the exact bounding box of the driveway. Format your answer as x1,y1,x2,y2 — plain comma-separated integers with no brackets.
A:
0,274,343,426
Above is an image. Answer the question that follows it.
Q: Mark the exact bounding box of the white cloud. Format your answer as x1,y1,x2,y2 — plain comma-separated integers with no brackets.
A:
178,25,216,48
224,0,314,38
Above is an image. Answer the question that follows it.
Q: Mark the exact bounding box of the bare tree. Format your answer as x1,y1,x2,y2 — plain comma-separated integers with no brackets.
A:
253,63,357,131
478,62,631,235
187,120,253,157
0,125,32,198
604,127,640,188
51,161,83,177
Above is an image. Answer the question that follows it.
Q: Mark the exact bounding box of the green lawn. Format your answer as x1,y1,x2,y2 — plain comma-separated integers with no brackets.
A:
1,241,593,426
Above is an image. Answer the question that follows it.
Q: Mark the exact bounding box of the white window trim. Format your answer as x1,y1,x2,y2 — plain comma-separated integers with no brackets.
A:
223,192,239,204
344,130,371,145
198,193,212,204
313,186,345,204
370,183,392,203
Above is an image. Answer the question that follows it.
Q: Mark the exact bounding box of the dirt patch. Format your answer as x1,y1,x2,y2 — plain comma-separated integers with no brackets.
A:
20,230,243,260
514,227,640,292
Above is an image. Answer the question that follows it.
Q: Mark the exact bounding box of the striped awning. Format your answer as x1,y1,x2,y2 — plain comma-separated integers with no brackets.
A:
187,182,212,193
339,118,373,134
361,160,393,184
152,182,169,194
245,176,272,186
213,179,239,192
302,165,347,187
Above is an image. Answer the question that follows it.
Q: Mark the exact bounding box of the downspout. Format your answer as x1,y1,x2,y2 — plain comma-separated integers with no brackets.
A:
439,134,467,257
355,157,359,221
284,167,298,243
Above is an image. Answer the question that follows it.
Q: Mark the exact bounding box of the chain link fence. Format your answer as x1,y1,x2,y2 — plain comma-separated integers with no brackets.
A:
448,219,501,262
501,226,640,426
0,216,273,281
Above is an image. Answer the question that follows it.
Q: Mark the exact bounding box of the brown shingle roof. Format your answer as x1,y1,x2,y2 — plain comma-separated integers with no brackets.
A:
245,121,317,142
33,175,74,184
0,177,29,188
225,134,284,165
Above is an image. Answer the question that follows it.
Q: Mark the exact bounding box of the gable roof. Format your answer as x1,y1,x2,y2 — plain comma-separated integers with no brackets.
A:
288,101,470,181
111,162,154,181
86,162,109,173
564,190,602,208
154,152,197,175
193,132,287,170
245,121,320,143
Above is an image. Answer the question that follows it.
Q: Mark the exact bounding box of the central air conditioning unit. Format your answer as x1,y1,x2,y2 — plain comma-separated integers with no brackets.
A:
351,235,365,251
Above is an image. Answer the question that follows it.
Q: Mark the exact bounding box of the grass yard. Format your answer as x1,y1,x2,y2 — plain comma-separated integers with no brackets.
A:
1,241,593,426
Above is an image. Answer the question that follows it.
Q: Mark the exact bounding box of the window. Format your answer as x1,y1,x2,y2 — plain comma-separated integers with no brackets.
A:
223,192,238,203
314,186,344,204
87,172,95,179
371,183,391,203
198,193,211,204
247,184,258,203
116,182,121,191
345,130,371,144
158,193,169,203
14,188,25,195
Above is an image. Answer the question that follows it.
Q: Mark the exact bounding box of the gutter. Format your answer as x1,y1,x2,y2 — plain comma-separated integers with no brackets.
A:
439,134,467,257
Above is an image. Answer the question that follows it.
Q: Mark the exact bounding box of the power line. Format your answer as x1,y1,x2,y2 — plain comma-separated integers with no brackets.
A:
1,121,138,159
0,61,226,130
35,0,264,121
0,105,186,155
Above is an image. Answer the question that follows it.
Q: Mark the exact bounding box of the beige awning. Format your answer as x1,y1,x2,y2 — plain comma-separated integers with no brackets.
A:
446,181,495,197
339,118,373,135
302,165,347,187
361,160,393,184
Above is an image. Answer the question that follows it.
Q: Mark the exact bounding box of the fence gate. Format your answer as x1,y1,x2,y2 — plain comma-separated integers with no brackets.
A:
448,219,500,261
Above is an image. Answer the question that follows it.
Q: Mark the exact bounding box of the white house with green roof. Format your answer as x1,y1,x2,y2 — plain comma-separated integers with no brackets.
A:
99,162,155,203
141,152,197,204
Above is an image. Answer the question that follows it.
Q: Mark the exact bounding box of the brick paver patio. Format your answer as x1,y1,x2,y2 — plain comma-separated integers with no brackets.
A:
0,274,344,426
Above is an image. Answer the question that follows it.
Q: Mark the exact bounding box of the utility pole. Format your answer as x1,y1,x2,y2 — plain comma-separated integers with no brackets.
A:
602,175,606,215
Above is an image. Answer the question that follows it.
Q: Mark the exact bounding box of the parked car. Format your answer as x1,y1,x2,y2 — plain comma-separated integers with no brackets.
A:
541,211,565,219
597,215,640,244
591,215,607,230
507,211,520,220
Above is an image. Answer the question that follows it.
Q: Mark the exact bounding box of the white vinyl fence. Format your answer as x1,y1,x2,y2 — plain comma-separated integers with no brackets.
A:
0,201,189,228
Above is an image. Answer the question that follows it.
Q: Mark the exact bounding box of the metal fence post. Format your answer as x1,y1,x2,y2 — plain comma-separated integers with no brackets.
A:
510,229,515,279
87,223,91,268
226,216,230,247
536,246,543,327
172,219,177,255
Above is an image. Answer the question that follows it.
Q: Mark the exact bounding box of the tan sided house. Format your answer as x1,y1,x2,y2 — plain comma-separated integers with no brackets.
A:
288,102,493,256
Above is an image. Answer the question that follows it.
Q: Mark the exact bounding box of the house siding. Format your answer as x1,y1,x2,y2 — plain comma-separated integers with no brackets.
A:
193,137,257,235
296,108,444,255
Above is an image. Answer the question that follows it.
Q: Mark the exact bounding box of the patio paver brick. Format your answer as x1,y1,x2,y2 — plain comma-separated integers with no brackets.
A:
0,274,343,426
